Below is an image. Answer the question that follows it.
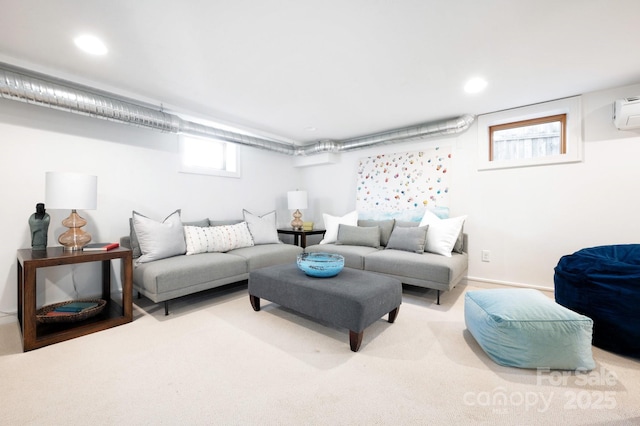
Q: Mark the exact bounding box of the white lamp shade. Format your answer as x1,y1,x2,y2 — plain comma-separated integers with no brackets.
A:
287,190,308,210
45,172,98,210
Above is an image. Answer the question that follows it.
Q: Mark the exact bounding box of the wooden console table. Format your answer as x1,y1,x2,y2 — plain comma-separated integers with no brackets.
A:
16,247,133,351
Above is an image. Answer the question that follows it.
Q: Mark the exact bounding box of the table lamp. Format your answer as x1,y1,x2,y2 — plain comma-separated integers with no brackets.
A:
287,190,308,231
45,172,98,251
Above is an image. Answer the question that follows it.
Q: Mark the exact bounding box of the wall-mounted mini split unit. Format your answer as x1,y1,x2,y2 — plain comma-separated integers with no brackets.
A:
613,96,640,130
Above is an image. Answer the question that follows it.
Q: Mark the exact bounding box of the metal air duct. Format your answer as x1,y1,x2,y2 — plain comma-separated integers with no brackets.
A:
295,114,475,155
0,62,297,155
0,62,474,155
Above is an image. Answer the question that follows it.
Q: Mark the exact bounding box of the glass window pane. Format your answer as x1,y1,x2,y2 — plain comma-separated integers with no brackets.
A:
490,114,565,161
183,138,224,168
179,135,240,178
225,144,237,173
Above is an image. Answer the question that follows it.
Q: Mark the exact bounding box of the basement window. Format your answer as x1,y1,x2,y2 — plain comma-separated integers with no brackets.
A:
490,114,566,161
179,135,240,178
478,96,582,170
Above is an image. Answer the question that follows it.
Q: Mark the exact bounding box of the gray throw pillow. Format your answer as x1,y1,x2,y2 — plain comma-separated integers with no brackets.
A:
336,224,380,248
395,220,419,228
385,225,429,254
357,219,395,246
183,218,210,227
132,209,187,263
453,229,465,254
129,217,142,258
209,219,242,226
243,209,280,245
129,217,208,259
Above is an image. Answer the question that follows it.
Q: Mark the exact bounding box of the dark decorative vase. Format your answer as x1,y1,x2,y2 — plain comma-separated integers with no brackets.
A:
29,203,50,250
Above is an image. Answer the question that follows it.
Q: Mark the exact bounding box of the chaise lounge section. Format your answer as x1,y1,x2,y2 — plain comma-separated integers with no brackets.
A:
304,217,468,304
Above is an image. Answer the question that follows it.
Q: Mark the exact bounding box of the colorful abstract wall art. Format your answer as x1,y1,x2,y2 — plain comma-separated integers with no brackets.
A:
356,147,452,221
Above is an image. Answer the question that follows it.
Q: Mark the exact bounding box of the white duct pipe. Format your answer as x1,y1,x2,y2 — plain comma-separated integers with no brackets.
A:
0,62,474,155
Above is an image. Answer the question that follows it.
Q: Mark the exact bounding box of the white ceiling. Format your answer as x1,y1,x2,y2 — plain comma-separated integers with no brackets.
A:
1,0,639,144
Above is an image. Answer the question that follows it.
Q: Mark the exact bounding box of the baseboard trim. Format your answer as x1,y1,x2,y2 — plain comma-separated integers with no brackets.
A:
466,276,553,293
0,313,17,325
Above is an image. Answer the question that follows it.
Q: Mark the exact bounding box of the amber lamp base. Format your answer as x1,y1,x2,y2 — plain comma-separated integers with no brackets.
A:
290,209,304,231
59,209,92,251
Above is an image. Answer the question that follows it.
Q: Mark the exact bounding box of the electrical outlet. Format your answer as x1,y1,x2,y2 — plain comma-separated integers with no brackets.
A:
481,250,491,262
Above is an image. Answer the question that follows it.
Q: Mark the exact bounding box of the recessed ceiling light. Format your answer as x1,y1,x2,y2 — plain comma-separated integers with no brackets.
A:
305,126,317,132
464,77,488,94
74,34,108,55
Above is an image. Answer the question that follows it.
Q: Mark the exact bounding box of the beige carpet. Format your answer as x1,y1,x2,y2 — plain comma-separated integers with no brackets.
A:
1,281,639,425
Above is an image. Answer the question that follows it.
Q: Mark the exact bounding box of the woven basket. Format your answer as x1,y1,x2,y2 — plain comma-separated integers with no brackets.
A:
36,298,106,324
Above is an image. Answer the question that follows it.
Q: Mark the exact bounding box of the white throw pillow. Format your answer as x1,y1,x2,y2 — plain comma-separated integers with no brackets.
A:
184,222,254,254
243,209,280,244
419,210,467,257
132,210,186,263
320,210,358,244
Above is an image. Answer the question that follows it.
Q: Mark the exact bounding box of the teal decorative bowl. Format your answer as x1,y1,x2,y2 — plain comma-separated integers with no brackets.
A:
297,253,345,278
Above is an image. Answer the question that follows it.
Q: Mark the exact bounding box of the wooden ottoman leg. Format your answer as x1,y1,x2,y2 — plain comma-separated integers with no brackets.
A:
349,330,363,352
388,306,400,323
249,295,260,311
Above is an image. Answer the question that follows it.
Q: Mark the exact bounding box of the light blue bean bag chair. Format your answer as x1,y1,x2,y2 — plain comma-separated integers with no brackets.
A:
465,289,595,370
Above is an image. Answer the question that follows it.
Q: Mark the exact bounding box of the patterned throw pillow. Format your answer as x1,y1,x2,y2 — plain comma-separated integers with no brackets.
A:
184,222,255,254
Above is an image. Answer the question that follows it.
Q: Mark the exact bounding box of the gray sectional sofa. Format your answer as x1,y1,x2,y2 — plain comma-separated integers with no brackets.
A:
121,211,303,315
121,211,468,315
304,219,468,304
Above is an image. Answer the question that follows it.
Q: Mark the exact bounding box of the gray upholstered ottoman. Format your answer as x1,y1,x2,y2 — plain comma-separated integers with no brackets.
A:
249,263,402,352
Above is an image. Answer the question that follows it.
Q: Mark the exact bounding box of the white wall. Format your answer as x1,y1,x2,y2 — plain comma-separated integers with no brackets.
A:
302,83,640,289
2,82,639,322
0,99,300,318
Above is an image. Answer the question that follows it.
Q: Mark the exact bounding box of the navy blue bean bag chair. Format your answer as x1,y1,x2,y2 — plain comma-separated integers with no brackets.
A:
554,244,640,358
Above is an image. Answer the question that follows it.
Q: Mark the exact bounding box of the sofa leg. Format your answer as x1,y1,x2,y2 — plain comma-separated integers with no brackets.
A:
436,290,440,305
164,301,169,316
137,291,141,299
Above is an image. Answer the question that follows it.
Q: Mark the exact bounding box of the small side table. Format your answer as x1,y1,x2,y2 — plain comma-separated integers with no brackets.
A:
277,229,325,248
16,247,133,351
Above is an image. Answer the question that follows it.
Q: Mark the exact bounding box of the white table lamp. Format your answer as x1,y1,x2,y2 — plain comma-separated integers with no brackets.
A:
45,172,97,251
287,190,308,231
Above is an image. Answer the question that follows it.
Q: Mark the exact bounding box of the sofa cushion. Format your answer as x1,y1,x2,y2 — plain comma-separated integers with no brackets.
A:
320,210,358,244
336,224,380,248
385,225,428,254
132,209,187,263
365,249,467,287
228,243,303,270
305,243,379,270
133,252,248,299
243,209,280,244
